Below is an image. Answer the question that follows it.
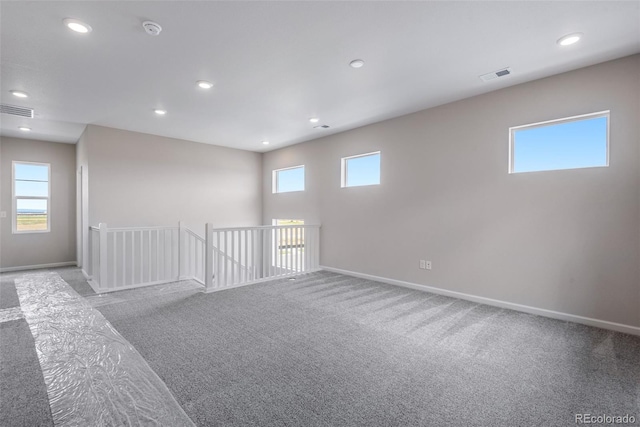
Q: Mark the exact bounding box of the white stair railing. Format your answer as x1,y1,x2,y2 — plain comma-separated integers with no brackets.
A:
87,223,181,293
182,226,206,285
204,224,321,292
86,222,321,293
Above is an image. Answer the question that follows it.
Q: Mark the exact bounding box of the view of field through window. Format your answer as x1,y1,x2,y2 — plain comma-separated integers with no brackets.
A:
14,162,49,232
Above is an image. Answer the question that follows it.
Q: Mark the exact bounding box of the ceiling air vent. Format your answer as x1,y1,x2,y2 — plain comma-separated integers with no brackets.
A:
479,67,512,82
313,125,330,129
1,104,34,118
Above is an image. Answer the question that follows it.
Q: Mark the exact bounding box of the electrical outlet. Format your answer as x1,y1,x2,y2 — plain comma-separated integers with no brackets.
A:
419,260,426,269
425,261,432,270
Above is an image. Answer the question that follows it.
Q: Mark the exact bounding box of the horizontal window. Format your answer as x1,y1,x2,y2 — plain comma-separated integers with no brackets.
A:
273,165,305,193
509,111,609,174
341,151,380,187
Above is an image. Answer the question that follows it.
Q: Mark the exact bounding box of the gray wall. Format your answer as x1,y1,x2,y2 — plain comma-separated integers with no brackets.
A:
0,137,77,269
263,54,640,327
84,125,263,235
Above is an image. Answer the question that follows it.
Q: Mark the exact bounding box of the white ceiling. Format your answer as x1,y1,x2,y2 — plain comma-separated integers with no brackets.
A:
1,1,639,152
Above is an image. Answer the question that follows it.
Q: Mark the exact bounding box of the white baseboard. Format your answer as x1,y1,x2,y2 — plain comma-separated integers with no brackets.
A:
0,261,78,273
320,266,640,337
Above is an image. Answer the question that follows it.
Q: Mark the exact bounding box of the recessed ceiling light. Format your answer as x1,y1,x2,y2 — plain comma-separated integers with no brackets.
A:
19,126,31,132
557,33,582,46
262,141,270,145
10,90,28,98
63,18,92,34
349,59,365,69
154,109,167,115
309,117,319,123
197,80,214,89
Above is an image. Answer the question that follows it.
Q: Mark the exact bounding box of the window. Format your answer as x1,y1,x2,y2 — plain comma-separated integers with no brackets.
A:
273,219,304,227
13,161,50,233
341,151,380,187
272,219,305,271
509,111,609,174
273,165,305,193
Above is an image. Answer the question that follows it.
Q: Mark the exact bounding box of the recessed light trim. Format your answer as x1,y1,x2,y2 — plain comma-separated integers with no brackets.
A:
197,80,214,89
10,90,28,98
18,126,31,132
349,59,365,69
63,18,92,34
154,109,167,115
309,117,319,123
262,141,270,145
557,33,582,46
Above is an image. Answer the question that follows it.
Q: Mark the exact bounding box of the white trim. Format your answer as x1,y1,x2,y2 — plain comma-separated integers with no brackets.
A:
508,110,610,174
272,165,305,194
0,261,77,273
341,151,381,188
320,265,640,337
203,224,320,233
509,110,611,132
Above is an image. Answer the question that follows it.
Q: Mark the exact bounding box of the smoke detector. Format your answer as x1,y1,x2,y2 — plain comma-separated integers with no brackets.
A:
143,21,162,36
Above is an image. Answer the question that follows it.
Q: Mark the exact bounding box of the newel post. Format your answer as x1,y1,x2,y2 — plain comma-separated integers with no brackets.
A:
205,223,214,291
98,223,108,288
178,221,186,279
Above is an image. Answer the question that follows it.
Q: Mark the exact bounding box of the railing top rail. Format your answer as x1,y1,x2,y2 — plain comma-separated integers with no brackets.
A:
208,224,321,233
90,225,179,232
110,226,179,231
89,224,320,234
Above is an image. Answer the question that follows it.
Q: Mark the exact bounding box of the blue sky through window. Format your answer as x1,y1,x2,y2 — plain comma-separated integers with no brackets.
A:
276,166,304,193
512,115,608,173
345,153,380,187
14,163,49,213
15,163,48,181
15,181,48,197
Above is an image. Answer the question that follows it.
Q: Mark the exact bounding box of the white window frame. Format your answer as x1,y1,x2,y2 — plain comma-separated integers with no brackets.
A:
341,151,381,188
12,161,51,234
508,111,610,174
272,165,305,193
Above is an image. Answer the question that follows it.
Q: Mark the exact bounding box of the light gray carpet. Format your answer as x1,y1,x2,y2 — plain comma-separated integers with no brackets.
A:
0,319,54,426
97,271,640,427
54,266,96,296
0,275,20,309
